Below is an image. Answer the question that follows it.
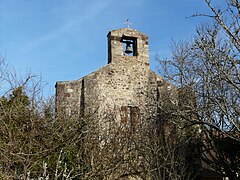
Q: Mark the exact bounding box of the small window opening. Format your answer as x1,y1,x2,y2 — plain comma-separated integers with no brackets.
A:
120,106,139,131
121,36,137,56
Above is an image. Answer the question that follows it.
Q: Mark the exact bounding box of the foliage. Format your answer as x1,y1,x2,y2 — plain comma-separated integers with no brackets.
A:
0,85,90,179
0,59,90,179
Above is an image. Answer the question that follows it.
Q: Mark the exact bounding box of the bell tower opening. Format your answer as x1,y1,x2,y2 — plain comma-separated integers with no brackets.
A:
121,36,137,56
107,28,149,65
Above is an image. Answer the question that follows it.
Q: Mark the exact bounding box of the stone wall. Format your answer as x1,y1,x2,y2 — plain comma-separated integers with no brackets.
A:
107,28,149,65
55,61,173,120
55,28,176,179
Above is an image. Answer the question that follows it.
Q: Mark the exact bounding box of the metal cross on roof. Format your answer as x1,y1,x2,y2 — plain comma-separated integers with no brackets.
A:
125,19,132,28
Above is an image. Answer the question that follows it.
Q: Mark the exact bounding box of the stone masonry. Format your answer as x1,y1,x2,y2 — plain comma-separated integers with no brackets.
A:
55,28,223,180
55,28,178,179
55,28,173,122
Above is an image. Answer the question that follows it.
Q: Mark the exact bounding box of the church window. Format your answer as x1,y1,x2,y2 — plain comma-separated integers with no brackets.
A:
120,106,140,130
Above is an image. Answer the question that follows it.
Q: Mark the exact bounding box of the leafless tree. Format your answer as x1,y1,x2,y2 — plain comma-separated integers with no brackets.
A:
157,1,240,179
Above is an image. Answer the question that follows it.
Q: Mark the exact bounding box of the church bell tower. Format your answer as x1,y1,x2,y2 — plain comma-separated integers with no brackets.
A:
107,28,150,66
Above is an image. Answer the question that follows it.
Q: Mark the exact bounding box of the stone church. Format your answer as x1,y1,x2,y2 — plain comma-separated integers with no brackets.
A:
55,28,223,180
55,27,175,179
55,28,172,121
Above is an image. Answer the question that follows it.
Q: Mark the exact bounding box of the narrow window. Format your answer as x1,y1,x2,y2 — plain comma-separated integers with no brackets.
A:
120,106,140,130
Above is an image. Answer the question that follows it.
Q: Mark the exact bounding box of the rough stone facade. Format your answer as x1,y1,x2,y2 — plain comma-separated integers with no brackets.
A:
55,28,175,179
55,28,223,180
55,28,173,123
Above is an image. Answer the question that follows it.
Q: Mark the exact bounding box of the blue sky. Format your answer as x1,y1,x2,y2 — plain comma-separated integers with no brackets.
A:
0,0,222,97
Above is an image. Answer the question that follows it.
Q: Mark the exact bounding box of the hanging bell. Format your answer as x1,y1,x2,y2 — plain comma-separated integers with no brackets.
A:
125,42,133,54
